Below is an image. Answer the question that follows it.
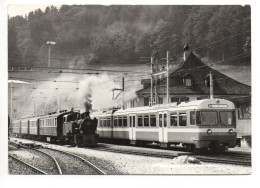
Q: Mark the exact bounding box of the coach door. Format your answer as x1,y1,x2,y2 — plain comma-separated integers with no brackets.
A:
129,114,136,141
158,112,168,143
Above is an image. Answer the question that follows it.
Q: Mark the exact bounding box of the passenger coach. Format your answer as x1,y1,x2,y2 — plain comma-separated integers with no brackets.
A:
94,98,237,151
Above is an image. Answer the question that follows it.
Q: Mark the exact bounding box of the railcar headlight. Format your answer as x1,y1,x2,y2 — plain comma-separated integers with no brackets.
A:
228,129,234,134
206,129,212,135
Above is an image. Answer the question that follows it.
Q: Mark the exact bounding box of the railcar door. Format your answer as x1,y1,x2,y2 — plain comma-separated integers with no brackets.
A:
129,114,136,141
158,112,168,143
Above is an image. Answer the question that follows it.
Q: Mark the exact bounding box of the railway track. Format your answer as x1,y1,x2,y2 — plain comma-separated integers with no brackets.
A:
93,145,251,166
9,141,106,175
9,154,48,174
41,147,106,175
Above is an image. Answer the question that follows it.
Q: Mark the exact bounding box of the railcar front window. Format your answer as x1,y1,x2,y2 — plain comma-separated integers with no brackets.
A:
220,111,236,126
201,111,218,126
123,117,127,127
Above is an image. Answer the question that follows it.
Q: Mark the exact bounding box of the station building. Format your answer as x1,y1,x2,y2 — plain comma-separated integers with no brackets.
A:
128,52,251,146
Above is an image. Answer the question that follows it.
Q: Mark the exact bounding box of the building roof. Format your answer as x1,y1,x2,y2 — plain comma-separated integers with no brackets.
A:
136,53,251,97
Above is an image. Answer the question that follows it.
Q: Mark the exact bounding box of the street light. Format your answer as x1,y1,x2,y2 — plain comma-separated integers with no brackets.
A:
46,41,56,69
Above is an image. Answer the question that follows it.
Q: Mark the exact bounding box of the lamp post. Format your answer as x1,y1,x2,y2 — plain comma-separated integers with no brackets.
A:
46,41,56,69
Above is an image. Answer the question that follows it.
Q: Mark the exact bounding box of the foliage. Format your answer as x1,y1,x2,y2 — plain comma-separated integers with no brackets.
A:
8,5,251,68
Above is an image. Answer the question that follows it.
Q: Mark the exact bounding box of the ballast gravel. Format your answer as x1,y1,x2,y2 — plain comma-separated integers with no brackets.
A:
9,138,251,175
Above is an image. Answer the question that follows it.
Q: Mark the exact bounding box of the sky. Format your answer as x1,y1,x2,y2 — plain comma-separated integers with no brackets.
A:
8,4,59,17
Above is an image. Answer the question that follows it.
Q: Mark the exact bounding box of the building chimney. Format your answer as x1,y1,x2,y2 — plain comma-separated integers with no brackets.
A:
183,44,189,61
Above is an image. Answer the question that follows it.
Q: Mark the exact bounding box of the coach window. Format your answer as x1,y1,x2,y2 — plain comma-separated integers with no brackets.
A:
123,116,127,127
107,117,111,127
114,117,118,127
138,115,143,127
170,112,178,126
179,112,187,126
144,115,149,127
159,114,163,127
190,111,196,125
164,114,167,127
150,114,156,127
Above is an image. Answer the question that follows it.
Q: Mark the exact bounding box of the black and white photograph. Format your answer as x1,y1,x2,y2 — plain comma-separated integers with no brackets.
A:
0,0,258,186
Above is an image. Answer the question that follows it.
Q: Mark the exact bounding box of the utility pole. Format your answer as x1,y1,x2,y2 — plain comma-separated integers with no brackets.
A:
10,81,13,122
150,56,154,106
210,70,214,99
76,83,79,111
122,76,125,109
56,88,60,113
166,51,169,104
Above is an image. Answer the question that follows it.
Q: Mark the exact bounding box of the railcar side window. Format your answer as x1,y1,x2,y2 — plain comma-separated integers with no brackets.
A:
150,115,156,127
114,117,118,127
201,111,218,126
138,115,143,127
133,116,136,127
190,111,196,125
220,111,236,126
107,117,111,127
104,118,107,127
159,114,162,127
123,117,127,127
130,116,132,127
144,115,149,127
179,112,187,126
118,116,123,127
170,112,178,126
164,114,167,127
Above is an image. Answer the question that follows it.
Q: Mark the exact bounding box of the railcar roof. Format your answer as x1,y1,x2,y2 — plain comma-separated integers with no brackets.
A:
93,98,235,116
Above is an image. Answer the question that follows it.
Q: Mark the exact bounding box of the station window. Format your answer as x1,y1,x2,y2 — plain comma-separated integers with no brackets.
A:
159,114,162,127
150,114,156,127
144,115,149,127
164,114,167,127
138,115,143,127
179,112,187,126
123,117,127,127
170,112,178,126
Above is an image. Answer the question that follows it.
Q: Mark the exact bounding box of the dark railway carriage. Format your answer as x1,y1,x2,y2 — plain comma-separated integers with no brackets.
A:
20,118,29,136
94,98,237,151
28,117,39,136
12,119,21,136
38,111,75,141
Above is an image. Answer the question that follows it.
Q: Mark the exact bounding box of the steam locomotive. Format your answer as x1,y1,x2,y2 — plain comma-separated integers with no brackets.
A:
12,110,99,147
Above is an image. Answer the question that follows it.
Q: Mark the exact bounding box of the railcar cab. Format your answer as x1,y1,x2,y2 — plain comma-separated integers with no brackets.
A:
62,112,80,136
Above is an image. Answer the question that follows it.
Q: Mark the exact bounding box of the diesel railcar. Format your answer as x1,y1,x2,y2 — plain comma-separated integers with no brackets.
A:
94,98,237,151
